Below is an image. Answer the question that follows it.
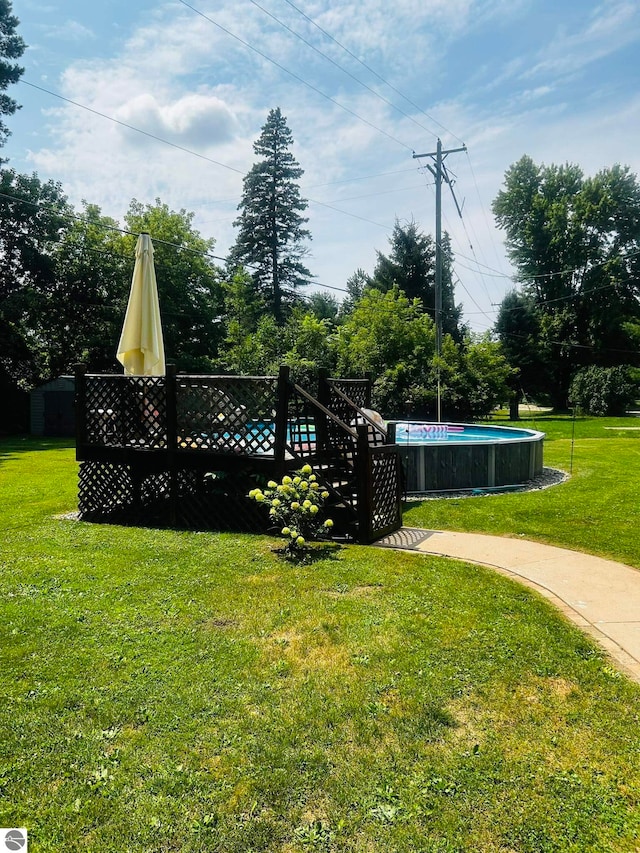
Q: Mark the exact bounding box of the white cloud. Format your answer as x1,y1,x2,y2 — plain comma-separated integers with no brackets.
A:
42,19,96,42
114,92,239,148
524,0,640,79
11,0,640,327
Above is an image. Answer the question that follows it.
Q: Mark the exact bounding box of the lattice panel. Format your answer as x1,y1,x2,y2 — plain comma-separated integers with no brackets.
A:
130,378,167,448
176,377,278,454
328,379,370,410
85,377,123,446
325,381,386,448
78,461,171,523
369,451,402,538
173,469,269,532
85,376,167,448
286,390,320,459
78,460,133,517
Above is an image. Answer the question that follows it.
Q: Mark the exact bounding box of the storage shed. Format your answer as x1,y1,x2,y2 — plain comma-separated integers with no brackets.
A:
30,376,76,437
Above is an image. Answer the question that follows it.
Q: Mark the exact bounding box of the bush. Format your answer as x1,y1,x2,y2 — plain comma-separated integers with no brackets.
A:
248,465,333,560
568,365,637,416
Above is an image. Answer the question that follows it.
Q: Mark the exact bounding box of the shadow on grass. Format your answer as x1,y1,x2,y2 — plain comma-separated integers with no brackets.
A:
0,436,75,465
272,542,344,565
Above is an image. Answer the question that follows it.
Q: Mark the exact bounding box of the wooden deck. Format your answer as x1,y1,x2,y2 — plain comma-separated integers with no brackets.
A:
75,365,403,543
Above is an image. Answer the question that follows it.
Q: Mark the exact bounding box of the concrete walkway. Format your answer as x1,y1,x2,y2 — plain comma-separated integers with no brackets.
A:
374,528,640,684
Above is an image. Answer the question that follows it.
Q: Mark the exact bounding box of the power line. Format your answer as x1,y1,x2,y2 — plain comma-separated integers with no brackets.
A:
307,167,418,189
195,167,420,208
178,0,414,152
0,188,353,300
452,274,495,324
280,0,465,145
20,80,245,176
453,245,640,283
197,181,432,229
307,196,391,230
246,0,446,140
0,188,234,264
464,150,512,284
497,328,640,356
20,79,403,234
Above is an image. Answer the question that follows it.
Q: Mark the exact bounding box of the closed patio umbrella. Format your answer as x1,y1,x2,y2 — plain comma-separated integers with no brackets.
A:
116,232,166,376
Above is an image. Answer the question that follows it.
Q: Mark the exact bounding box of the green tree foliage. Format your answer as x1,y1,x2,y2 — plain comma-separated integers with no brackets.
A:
221,303,334,387
439,334,515,421
339,268,370,318
1,181,227,388
568,365,636,416
280,309,334,389
45,204,132,375
0,169,69,386
230,107,311,323
0,0,25,152
306,291,338,322
125,199,224,372
335,286,437,415
494,290,548,400
336,286,511,419
370,219,464,341
493,156,640,406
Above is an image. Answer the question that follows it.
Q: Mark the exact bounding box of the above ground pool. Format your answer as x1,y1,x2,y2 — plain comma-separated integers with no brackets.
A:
388,421,545,493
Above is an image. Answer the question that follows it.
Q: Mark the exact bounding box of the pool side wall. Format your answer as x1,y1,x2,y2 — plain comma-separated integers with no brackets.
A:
394,429,544,493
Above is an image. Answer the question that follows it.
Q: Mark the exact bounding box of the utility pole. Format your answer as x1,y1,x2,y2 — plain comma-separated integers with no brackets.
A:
413,139,466,422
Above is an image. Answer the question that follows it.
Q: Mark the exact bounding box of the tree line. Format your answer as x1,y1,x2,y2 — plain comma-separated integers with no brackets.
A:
0,3,638,426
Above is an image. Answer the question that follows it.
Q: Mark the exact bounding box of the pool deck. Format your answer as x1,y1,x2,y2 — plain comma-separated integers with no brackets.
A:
374,528,640,684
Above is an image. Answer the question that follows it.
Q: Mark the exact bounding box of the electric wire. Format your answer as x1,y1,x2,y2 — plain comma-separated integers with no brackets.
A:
464,150,512,278
444,163,502,305
177,0,415,152
0,188,351,300
246,0,447,140
0,188,234,264
20,79,404,233
197,180,433,229
279,0,465,145
453,274,495,324
20,79,245,175
495,328,640,356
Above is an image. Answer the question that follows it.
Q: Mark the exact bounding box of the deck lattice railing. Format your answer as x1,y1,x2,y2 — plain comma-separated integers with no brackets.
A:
75,364,402,542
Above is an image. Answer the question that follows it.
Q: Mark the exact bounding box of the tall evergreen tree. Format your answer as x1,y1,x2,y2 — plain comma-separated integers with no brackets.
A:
230,107,311,324
371,219,464,341
0,0,25,152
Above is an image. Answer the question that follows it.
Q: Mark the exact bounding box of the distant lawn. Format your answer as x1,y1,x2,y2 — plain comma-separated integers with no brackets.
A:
1,438,640,852
404,412,640,569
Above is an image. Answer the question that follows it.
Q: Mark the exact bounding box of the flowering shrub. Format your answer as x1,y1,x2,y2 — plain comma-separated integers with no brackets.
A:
248,464,334,558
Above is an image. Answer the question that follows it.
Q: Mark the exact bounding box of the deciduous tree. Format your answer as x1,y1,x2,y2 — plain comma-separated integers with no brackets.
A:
493,155,640,406
0,169,69,386
125,199,224,371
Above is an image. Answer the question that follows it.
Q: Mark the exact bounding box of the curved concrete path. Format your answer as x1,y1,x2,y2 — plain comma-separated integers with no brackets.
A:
374,528,640,684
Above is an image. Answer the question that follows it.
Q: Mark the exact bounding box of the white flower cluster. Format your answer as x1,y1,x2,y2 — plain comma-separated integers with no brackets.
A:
249,464,334,555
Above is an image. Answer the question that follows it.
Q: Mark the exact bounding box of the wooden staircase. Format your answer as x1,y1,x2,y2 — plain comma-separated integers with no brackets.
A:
75,365,403,544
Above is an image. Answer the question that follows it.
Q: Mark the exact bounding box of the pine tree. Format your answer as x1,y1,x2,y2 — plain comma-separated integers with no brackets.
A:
371,219,464,342
230,107,311,324
0,0,25,151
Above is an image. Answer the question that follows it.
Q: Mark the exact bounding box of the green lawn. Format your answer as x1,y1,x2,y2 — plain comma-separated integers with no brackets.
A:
404,412,640,569
1,436,640,852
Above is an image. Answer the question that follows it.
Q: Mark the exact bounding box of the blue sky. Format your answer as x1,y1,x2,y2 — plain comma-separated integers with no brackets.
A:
5,0,640,330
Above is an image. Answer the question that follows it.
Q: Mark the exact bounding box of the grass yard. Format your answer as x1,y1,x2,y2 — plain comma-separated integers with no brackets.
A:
404,412,640,569
1,436,640,852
